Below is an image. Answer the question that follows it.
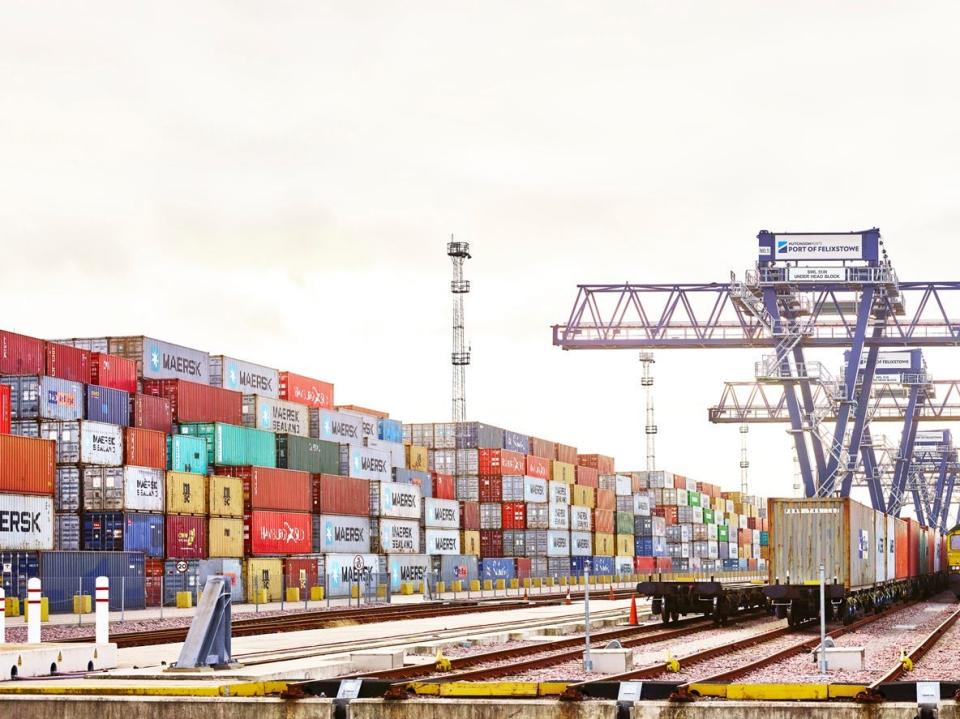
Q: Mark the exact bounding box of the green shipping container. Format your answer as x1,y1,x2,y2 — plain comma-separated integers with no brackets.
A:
717,524,729,542
276,434,339,474
615,512,634,535
179,422,277,467
688,492,700,508
702,507,714,524
167,434,208,474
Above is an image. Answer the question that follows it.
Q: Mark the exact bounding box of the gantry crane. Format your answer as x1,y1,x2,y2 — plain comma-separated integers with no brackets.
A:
553,228,960,527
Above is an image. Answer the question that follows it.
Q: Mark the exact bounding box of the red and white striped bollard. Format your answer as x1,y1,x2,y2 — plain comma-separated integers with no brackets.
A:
95,576,109,645
27,578,41,644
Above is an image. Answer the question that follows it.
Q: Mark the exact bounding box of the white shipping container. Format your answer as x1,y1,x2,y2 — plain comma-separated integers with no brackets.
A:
210,355,279,398
377,482,422,519
885,513,896,582
546,530,570,557
570,505,591,532
349,445,392,482
122,466,164,512
323,553,379,596
376,518,420,554
367,438,405,469
0,494,53,550
570,531,592,557
340,410,379,440
875,511,887,583
524,476,548,503
424,528,460,555
80,421,124,466
423,498,459,529
318,514,371,554
386,554,430,590
615,475,632,496
139,337,210,384
633,494,651,516
548,502,569,530
707,523,718,541
615,556,634,576
548,481,569,505
676,488,688,506
685,477,697,492
243,395,309,437
315,409,364,445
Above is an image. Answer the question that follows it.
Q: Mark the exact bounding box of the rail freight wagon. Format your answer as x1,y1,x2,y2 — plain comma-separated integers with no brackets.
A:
948,523,960,599
763,497,947,624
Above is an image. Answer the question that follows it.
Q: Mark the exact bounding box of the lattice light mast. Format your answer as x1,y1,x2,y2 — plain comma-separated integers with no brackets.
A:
448,237,471,422
639,352,656,470
740,424,750,495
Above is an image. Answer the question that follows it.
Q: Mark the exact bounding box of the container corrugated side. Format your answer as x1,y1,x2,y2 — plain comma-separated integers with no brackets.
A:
244,510,311,555
385,554,430,590
0,384,9,434
90,353,137,393
108,336,209,384
322,553,378,597
0,493,53,550
167,434,208,474
78,421,124,466
312,473,369,516
214,465,311,513
208,517,243,557
315,514,371,553
279,371,334,409
45,342,91,384
178,422,276,468
0,550,39,600
124,427,166,469
275,434,336,474
0,434,55,495
209,355,279,399
208,475,243,518
242,395,309,437
85,385,130,427
165,472,207,515
39,550,145,612
198,558,244,602
311,408,363,445
143,379,242,424
165,514,207,559
0,331,45,375
1,375,84,421
243,557,283,602
131,393,173,434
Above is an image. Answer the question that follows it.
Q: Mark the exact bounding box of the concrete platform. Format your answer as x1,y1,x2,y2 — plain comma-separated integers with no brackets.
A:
0,642,117,679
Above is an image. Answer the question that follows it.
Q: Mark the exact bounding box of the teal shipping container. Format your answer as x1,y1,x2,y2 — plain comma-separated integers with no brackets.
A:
167,434,208,474
179,422,277,467
276,433,339,474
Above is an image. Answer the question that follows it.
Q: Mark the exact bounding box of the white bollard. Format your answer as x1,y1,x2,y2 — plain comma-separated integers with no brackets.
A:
27,578,41,644
0,586,5,644
95,576,109,645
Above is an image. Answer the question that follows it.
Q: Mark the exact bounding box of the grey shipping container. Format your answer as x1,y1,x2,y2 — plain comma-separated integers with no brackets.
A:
39,550,145,612
455,477,478,502
198,558,245,603
1,375,84,421
479,503,502,529
56,467,81,511
163,558,200,605
767,497,878,590
209,355,279,399
108,336,210,385
11,420,40,438
433,554,479,584
529,556,548,578
455,422,503,450
82,467,125,510
55,513,80,551
546,556,568,578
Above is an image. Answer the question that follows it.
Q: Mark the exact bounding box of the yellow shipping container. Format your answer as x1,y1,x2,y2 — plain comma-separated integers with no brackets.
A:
405,444,429,472
594,532,614,556
244,558,283,602
208,475,243,518
208,517,243,557
461,530,480,556
572,485,596,508
551,461,575,484
166,471,207,515
615,534,634,556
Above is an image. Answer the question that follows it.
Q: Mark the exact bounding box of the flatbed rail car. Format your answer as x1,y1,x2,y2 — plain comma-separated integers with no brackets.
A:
636,576,767,625
762,497,947,625
948,523,960,599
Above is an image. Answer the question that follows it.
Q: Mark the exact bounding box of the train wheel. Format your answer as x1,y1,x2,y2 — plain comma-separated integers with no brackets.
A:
670,609,680,623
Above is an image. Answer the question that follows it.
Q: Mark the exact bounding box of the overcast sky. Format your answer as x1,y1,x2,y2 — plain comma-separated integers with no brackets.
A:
3,3,960,508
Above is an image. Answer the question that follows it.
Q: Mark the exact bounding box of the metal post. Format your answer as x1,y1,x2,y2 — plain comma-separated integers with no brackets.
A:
160,574,164,619
583,563,592,673
95,576,109,645
255,577,260,613
281,571,285,611
0,586,5,643
27,578,41,644
818,562,827,673
120,576,125,623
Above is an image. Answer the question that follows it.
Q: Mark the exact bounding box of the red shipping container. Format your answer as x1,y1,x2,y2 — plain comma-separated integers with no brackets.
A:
479,529,502,557
459,501,480,530
143,379,241,424
245,510,312,555
45,342,91,384
284,556,320,592
335,403,386,417
502,502,526,530
166,514,207,559
215,466,311,513
655,557,673,572
124,427,166,469
280,371,334,409
593,509,615,534
479,474,503,502
576,466,599,488
432,472,455,500
312,473,370,516
0,434,54,495
577,454,615,474
131,393,174,434
555,443,577,465
525,455,549,480
145,558,164,607
0,384,9,434
515,557,531,579
0,330,45,375
528,437,555,460
91,352,137,393
634,556,656,573
596,489,615,511
478,449,525,476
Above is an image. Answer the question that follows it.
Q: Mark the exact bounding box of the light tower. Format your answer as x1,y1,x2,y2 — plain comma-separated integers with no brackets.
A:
639,352,656,470
739,424,749,495
448,237,471,422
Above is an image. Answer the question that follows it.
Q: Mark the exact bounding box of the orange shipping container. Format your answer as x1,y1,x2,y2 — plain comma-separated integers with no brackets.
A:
593,509,614,534
576,466,599,487
555,443,578,465
0,434,54,495
525,454,550,480
124,427,166,470
596,489,615,511
577,454,615,474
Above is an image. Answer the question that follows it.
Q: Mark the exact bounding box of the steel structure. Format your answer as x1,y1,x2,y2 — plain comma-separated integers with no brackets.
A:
448,237,471,423
553,228,960,529
639,352,656,471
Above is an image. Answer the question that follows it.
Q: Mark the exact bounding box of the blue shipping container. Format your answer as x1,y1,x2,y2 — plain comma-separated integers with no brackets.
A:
85,385,130,426
652,536,667,557
0,375,84,420
634,537,654,556
167,434,208,474
39,551,145,612
393,468,432,498
570,556,614,576
479,558,516,580
81,512,164,558
378,418,403,443
502,429,529,455
0,551,40,602
722,558,739,571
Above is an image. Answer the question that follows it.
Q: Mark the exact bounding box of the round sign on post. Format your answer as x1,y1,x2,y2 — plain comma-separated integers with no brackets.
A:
176,561,188,573
353,555,364,572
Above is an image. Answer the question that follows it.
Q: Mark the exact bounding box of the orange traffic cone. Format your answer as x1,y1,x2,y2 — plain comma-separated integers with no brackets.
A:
628,595,638,625
564,587,572,605
608,585,616,601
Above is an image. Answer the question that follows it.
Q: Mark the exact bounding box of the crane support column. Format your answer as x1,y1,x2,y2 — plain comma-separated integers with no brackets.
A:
939,469,956,530
791,344,828,479
860,426,886,513
837,327,885,501
931,453,949,529
888,384,922,515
